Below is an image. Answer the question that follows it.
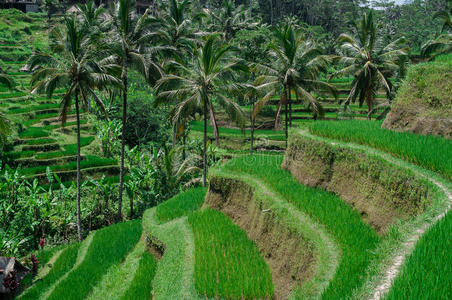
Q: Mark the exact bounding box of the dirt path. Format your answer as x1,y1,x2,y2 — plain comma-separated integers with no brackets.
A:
297,130,452,300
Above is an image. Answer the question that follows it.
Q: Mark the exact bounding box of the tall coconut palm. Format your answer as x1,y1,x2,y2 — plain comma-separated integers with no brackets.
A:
332,11,408,116
207,0,259,40
434,3,452,33
155,35,247,186
252,22,336,142
107,0,166,220
29,16,121,240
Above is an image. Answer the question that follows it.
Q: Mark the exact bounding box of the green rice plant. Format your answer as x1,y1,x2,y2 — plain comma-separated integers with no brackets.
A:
19,243,80,300
21,155,117,176
47,220,142,300
8,103,59,114
120,251,157,300
155,187,207,224
19,127,50,138
188,208,274,299
25,138,56,145
3,150,35,160
190,120,284,138
309,120,452,180
220,155,380,299
0,91,25,99
385,210,452,299
35,137,94,160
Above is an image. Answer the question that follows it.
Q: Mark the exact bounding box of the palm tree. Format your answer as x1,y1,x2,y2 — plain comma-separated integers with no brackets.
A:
434,3,452,33
107,0,165,220
29,16,121,240
76,0,106,29
207,0,259,40
252,22,336,142
155,35,246,186
332,11,408,117
421,4,452,59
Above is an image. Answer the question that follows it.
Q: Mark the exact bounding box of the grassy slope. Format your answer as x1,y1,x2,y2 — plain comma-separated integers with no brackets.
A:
219,155,380,299
299,129,451,299
385,210,452,299
46,220,141,300
155,187,207,223
188,208,273,299
309,120,452,180
19,243,80,300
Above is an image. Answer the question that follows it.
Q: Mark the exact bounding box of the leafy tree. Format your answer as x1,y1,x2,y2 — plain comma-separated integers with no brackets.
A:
206,0,259,40
107,0,165,219
333,11,408,116
29,16,121,240
253,22,335,142
155,35,247,186
422,3,452,59
434,1,452,33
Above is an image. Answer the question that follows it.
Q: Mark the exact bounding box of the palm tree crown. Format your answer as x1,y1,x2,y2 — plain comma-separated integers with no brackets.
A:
253,22,335,139
333,11,408,115
155,35,247,186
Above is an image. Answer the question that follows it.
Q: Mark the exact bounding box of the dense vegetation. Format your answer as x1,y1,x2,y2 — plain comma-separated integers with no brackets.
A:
0,0,450,298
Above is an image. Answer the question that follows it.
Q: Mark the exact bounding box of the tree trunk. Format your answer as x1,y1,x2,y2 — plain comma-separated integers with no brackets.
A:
284,87,288,148
269,0,273,25
130,195,134,219
75,93,82,241
202,96,208,187
250,102,255,154
288,86,292,127
118,64,127,221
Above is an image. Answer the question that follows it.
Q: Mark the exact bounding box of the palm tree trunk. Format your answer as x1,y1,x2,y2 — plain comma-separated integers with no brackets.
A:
269,0,273,25
75,93,82,241
284,87,288,148
202,96,208,187
118,65,127,221
250,102,254,154
288,86,292,127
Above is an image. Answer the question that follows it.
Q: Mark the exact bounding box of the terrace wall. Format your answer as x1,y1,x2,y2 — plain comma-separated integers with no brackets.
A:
282,133,432,234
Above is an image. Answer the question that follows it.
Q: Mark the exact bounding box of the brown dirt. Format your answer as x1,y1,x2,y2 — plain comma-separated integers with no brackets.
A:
382,109,452,140
146,234,165,261
282,135,431,234
205,177,315,300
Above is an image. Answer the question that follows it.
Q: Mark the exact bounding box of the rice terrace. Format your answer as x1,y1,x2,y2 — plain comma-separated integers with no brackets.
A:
0,0,451,299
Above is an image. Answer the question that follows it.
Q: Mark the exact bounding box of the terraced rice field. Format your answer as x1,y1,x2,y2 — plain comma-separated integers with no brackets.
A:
0,63,119,185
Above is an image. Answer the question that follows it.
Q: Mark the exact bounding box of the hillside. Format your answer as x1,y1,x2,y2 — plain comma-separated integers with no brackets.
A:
382,55,452,139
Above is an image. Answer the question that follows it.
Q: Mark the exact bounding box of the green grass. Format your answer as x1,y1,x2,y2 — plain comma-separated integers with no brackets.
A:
8,103,59,114
25,138,57,145
220,155,380,299
35,137,95,160
188,208,273,299
309,120,452,180
190,120,284,138
385,210,452,299
155,187,207,224
19,127,50,138
19,243,80,300
47,220,142,300
120,251,157,300
3,150,35,160
21,155,117,176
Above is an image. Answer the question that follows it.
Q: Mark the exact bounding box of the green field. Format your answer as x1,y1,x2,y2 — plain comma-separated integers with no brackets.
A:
188,208,274,299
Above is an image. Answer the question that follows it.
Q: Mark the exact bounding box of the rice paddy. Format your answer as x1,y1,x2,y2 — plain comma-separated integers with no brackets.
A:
309,120,452,180
188,208,274,299
155,187,207,223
